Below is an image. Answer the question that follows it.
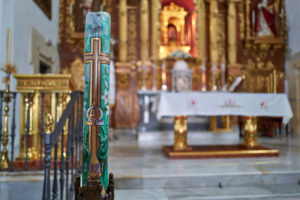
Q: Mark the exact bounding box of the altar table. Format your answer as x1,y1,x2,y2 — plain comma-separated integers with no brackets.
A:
153,92,293,158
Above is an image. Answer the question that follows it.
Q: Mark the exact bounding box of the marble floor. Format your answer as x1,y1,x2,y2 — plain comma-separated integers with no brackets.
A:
1,128,300,199
109,128,300,199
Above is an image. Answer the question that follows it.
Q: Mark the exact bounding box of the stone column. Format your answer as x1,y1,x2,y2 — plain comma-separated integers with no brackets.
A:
140,0,149,61
227,0,237,65
196,0,206,61
209,0,219,64
118,0,127,62
151,0,161,61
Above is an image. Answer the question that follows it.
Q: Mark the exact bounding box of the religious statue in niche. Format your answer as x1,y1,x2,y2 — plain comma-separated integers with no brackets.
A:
167,24,177,45
254,0,277,37
245,0,286,57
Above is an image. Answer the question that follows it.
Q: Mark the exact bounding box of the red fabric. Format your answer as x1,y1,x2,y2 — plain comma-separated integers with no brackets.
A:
255,7,261,33
255,1,276,36
261,7,276,35
162,0,195,12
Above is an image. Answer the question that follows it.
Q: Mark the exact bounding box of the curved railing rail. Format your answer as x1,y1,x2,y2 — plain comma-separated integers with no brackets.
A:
42,91,83,200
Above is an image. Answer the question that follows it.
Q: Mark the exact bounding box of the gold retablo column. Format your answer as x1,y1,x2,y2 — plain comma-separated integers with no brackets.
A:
151,0,161,61
140,0,149,61
227,0,237,65
209,0,219,63
243,116,258,148
173,116,191,151
245,0,251,40
196,0,206,61
16,93,36,160
210,116,218,131
223,115,231,131
118,0,128,62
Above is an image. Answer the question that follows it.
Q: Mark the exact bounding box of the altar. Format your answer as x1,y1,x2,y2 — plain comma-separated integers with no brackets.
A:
153,92,293,159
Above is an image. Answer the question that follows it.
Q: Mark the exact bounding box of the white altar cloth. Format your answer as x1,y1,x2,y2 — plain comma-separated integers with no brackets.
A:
154,92,293,124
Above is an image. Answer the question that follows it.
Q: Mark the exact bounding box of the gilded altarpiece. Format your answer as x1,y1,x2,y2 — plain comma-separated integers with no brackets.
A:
59,0,287,128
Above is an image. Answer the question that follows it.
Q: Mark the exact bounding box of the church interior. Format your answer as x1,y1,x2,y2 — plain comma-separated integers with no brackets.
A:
1,0,300,199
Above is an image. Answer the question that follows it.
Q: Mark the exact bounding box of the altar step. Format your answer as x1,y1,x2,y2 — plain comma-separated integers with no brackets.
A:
138,128,240,144
115,184,300,200
2,176,300,200
110,129,300,199
114,172,300,190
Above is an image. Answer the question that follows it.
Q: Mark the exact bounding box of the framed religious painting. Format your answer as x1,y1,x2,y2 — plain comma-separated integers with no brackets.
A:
33,0,52,19
242,0,287,57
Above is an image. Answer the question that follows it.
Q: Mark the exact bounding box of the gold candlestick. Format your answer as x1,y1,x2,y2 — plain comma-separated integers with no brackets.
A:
0,85,11,170
0,29,16,169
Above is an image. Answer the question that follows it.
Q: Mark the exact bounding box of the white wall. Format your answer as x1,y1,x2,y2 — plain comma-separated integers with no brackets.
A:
286,0,300,57
13,0,60,87
0,0,14,90
0,0,60,90
286,0,300,93
0,0,60,159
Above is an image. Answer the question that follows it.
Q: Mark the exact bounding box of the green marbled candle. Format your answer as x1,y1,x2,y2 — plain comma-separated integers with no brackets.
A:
82,12,111,189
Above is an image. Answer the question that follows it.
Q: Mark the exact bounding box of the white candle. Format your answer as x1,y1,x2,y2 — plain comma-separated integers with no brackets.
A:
161,62,167,91
229,76,243,92
6,28,11,64
142,60,146,90
221,62,226,89
211,64,217,91
252,10,255,26
162,72,166,83
152,63,156,91
201,63,206,91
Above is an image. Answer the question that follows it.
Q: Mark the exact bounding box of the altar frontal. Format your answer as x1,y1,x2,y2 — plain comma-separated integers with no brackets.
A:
154,92,292,159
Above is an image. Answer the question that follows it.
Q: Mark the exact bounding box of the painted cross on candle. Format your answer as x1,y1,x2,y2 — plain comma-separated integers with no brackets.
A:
84,37,110,180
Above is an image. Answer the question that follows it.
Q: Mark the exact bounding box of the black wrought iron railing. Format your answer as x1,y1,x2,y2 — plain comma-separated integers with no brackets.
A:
0,90,84,173
42,91,83,200
0,90,83,199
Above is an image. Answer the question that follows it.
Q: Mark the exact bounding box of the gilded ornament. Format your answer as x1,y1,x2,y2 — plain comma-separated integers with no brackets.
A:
128,9,137,62
173,116,191,151
116,73,130,91
14,74,71,161
140,0,149,61
243,116,258,148
195,0,206,62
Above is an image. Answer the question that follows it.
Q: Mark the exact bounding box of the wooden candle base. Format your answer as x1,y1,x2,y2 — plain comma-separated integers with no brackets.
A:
75,173,115,200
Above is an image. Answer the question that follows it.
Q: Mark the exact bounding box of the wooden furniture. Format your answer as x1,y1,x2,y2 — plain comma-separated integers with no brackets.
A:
241,59,285,137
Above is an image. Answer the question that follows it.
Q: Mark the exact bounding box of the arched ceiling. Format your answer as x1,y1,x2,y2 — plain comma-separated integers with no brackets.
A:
162,0,195,13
